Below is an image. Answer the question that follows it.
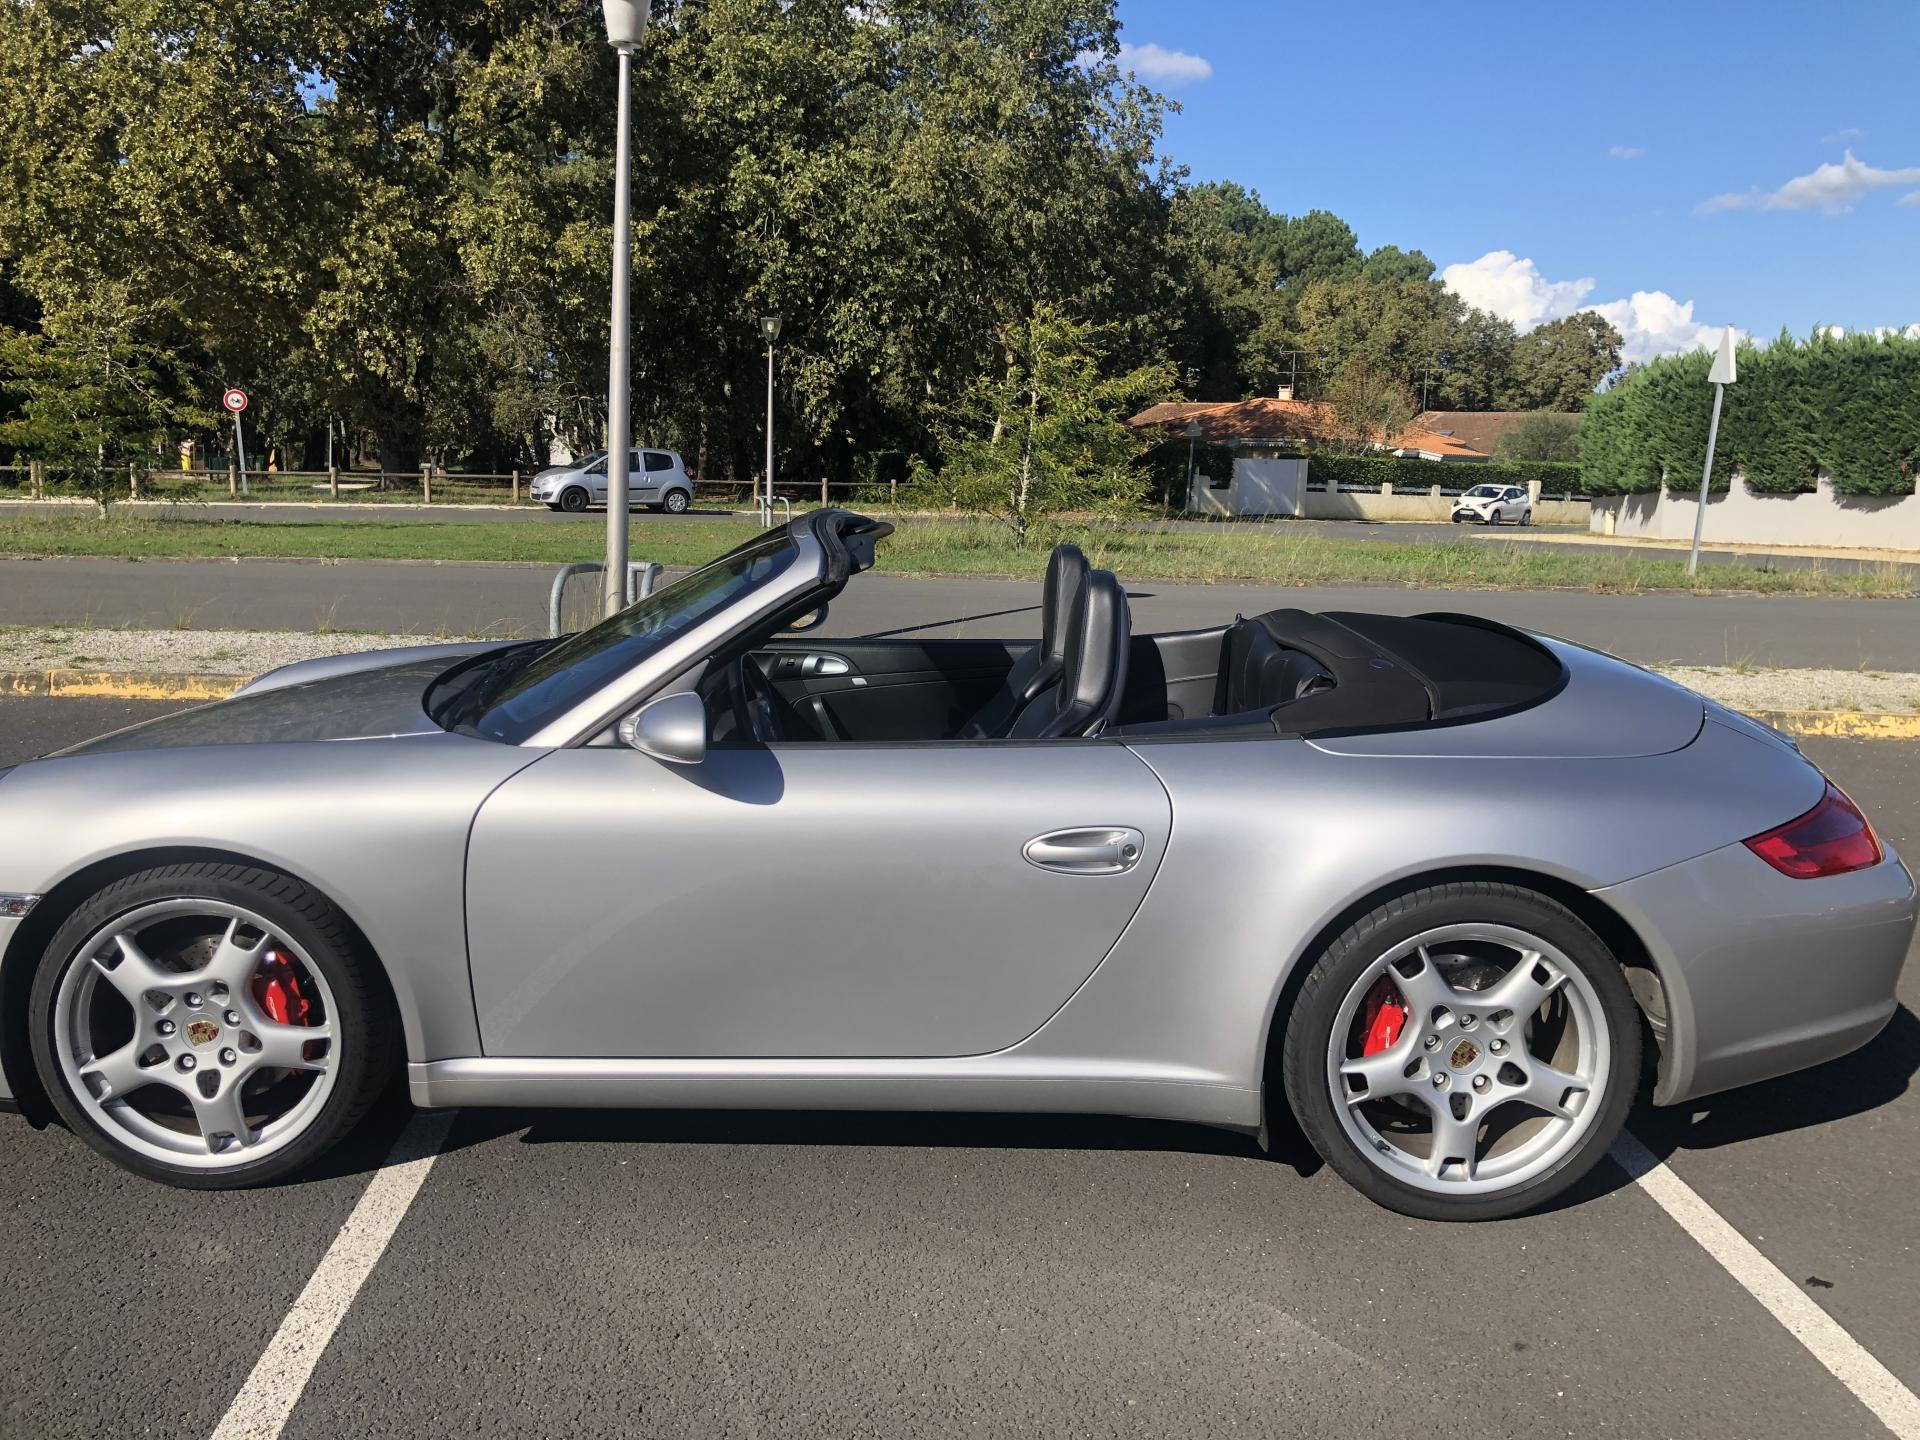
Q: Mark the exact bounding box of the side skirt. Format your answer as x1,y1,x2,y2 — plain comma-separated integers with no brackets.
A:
408,1056,1261,1130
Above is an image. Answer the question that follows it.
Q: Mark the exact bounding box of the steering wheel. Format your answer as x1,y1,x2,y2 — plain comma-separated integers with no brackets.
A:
726,654,786,744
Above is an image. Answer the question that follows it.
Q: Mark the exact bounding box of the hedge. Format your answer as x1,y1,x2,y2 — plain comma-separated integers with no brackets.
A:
1580,330,1920,497
1306,453,1583,495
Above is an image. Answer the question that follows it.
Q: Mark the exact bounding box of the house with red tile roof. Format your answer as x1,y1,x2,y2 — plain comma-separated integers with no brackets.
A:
1129,391,1490,516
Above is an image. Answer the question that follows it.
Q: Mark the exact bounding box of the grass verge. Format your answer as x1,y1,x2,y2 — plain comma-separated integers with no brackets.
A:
0,512,1912,596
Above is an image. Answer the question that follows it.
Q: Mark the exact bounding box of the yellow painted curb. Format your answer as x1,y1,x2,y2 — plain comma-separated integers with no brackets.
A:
0,669,247,701
1748,710,1920,740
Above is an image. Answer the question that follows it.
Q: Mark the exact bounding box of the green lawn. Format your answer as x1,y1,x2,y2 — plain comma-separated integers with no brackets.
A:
0,511,1911,597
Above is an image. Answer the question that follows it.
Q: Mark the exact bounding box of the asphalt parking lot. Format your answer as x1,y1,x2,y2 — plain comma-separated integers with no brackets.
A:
0,696,1915,1439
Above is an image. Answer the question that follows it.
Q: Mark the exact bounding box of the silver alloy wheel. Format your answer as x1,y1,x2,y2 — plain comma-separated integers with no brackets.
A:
1324,923,1611,1197
52,900,340,1170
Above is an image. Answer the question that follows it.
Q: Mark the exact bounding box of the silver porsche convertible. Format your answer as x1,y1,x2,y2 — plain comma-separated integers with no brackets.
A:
0,511,1911,1219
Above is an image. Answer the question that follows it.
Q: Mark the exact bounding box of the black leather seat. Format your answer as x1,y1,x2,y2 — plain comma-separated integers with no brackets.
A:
1006,569,1130,739
958,542,1089,739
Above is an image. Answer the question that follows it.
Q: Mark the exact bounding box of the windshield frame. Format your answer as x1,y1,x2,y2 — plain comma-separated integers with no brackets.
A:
444,528,816,747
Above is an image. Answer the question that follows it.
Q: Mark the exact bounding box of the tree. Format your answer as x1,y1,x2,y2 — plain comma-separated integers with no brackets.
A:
1323,363,1418,454
1164,186,1290,398
0,297,203,513
932,307,1171,543
1293,275,1517,406
1506,312,1623,411
1494,411,1582,463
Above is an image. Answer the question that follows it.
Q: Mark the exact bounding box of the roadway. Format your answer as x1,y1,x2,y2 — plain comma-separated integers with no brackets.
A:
0,697,1914,1438
2,556,1917,669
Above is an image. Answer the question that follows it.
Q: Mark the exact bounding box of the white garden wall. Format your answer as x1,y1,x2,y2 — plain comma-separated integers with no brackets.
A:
1589,473,1920,551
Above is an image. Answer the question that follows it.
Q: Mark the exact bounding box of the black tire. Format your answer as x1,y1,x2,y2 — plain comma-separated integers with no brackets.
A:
1281,881,1640,1221
558,486,589,513
29,863,398,1190
663,489,691,514
544,503,560,512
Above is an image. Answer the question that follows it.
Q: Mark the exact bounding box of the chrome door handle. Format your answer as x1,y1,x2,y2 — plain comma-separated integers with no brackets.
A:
1022,827,1147,876
800,654,851,677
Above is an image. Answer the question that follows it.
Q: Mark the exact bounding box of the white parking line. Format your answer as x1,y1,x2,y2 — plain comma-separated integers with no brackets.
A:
208,1109,455,1440
1612,1130,1920,1440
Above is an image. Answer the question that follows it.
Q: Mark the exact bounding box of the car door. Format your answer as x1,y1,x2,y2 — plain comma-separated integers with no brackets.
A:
637,450,673,500
463,740,1172,1059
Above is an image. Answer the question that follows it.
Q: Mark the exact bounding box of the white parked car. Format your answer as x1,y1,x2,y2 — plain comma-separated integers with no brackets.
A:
530,449,694,514
1450,483,1532,526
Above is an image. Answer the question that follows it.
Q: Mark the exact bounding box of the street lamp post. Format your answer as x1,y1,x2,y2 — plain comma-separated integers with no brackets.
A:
759,315,781,523
600,0,649,618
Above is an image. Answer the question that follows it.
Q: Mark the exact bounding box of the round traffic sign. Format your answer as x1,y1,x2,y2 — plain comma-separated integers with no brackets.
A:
222,389,249,414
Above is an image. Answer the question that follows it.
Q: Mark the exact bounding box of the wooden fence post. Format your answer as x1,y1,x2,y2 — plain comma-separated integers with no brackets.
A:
129,462,138,499
889,475,897,507
820,474,828,508
421,467,432,504
328,465,339,499
30,459,44,499
511,469,520,503
228,460,239,497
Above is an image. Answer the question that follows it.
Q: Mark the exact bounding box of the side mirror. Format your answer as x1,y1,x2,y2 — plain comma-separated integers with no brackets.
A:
786,605,829,633
617,690,708,765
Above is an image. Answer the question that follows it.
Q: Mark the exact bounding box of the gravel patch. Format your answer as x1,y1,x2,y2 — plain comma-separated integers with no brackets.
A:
0,627,469,676
1654,665,1920,715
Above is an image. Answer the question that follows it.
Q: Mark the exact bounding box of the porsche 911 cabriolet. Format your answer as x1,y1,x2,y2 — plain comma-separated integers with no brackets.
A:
0,510,1910,1220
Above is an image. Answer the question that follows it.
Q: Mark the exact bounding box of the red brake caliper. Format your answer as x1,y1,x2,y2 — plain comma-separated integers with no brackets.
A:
1359,977,1407,1056
253,948,316,1061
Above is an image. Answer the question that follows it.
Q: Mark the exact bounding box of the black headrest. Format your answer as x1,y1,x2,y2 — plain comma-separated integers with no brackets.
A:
1010,569,1129,739
1040,543,1089,667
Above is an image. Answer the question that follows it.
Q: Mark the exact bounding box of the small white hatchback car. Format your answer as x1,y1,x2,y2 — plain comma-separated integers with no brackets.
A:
530,449,695,514
1450,483,1532,526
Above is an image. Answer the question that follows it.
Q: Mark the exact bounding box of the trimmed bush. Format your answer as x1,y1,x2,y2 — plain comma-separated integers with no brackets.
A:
1307,452,1583,495
1580,330,1920,497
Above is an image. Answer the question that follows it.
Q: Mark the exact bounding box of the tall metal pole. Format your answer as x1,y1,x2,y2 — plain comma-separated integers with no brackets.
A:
233,410,250,497
602,46,635,618
764,340,776,522
1686,381,1725,578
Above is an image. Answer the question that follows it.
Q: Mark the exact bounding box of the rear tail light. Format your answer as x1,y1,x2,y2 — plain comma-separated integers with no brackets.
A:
1743,783,1883,878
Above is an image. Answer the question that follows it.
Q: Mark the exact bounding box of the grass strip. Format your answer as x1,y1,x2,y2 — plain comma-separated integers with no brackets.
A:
0,512,1911,597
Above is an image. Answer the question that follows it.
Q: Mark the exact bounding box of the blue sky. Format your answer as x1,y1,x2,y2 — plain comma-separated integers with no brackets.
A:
1111,0,1920,361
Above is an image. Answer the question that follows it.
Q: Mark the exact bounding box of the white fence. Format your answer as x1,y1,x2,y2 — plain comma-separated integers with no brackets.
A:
1589,472,1920,552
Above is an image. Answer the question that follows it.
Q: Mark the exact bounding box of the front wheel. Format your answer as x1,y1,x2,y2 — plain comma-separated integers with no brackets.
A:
29,863,397,1189
558,487,589,513
1282,882,1639,1221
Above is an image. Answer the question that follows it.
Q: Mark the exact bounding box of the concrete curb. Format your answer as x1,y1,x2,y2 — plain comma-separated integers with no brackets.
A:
2,670,1917,738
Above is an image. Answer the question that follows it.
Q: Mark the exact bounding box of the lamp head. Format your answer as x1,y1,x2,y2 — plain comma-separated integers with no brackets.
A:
601,0,648,51
759,315,783,344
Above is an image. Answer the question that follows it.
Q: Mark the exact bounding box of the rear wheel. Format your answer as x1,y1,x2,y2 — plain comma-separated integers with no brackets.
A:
29,864,396,1189
558,486,588,513
1283,883,1638,1221
663,489,691,514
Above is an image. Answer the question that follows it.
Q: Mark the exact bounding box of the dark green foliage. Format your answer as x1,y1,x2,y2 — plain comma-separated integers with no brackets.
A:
1309,453,1583,495
1580,331,1920,497
1493,412,1581,463
1143,437,1233,506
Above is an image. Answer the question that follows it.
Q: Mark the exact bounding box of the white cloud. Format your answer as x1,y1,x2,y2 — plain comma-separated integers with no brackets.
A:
1900,190,1920,207
1586,293,1736,365
1439,251,1595,332
1700,149,1920,214
1607,145,1644,160
1441,250,1734,365
1114,42,1212,85
1823,127,1864,143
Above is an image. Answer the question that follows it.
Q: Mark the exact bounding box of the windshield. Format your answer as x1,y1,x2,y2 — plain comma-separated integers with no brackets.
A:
449,529,799,744
1465,484,1500,498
